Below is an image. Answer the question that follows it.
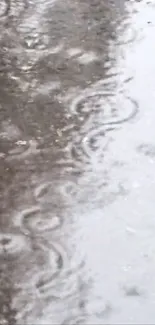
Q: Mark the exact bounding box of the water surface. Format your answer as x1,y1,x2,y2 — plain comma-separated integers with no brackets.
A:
1,0,155,324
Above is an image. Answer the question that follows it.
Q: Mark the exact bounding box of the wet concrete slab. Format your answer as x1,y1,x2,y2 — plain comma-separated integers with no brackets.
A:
0,0,155,324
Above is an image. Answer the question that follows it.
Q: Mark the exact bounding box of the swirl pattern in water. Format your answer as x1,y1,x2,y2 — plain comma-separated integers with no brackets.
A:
70,90,138,125
66,86,138,168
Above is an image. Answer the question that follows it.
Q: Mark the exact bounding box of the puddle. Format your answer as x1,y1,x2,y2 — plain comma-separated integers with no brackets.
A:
1,0,155,324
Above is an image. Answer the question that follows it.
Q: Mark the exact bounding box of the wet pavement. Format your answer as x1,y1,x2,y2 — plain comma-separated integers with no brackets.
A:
0,0,155,324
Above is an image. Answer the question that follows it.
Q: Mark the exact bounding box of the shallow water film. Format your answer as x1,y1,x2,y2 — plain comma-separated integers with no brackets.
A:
0,0,155,324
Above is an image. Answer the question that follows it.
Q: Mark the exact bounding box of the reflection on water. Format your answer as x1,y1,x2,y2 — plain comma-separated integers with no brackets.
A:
0,0,155,324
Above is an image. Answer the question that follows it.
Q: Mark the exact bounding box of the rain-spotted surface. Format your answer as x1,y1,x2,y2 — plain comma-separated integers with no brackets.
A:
1,0,155,324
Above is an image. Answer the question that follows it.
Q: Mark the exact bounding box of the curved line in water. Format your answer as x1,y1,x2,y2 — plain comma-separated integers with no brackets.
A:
34,238,68,296
14,206,41,235
41,239,68,271
60,141,89,168
70,91,138,126
81,130,111,160
14,205,62,236
66,97,138,164
70,91,114,116
101,97,139,126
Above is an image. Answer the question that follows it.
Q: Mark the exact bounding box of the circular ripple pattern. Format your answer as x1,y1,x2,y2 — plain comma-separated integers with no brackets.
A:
29,214,61,232
0,233,28,256
70,91,114,116
70,92,138,126
14,206,61,235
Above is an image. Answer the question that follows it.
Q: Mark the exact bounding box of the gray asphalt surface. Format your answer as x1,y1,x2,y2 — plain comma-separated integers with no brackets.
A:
0,0,155,324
